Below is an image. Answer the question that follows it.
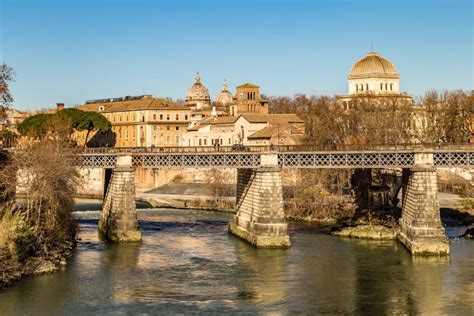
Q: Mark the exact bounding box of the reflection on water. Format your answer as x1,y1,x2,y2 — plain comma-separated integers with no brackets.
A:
0,208,473,314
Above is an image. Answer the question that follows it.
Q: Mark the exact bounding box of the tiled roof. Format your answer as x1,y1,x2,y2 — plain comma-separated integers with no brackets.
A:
79,97,189,113
241,113,304,124
197,116,240,125
248,123,299,139
236,83,260,89
186,113,304,132
186,116,239,131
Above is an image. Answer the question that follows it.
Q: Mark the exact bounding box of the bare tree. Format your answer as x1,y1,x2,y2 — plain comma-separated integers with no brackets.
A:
0,64,15,118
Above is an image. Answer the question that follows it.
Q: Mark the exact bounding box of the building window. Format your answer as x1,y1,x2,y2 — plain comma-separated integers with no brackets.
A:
390,83,393,91
176,114,179,120
166,135,170,143
167,126,170,131
126,115,129,122
220,139,223,145
356,85,359,92
366,83,369,91
199,139,202,146
385,83,388,90
126,131,129,139
380,83,383,90
175,136,179,144
118,128,122,138
153,114,156,120
176,126,179,131
154,126,157,131
167,114,170,120
185,114,188,120
160,114,163,120
203,139,207,145
228,138,231,144
360,84,363,91
132,130,135,138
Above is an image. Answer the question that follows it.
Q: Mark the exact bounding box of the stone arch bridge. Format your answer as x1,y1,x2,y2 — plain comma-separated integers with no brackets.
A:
78,147,473,256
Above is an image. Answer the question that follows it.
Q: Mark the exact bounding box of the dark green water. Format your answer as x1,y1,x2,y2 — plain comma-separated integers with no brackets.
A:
1,206,473,315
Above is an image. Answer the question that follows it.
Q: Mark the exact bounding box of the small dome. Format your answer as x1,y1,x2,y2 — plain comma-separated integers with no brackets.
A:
186,72,211,104
215,80,233,105
348,52,399,80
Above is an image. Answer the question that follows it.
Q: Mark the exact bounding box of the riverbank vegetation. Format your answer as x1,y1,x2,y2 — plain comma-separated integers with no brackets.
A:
0,137,80,288
269,90,473,227
0,64,87,288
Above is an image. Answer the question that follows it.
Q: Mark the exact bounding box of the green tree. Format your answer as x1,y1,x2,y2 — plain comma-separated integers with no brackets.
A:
17,109,111,145
17,114,53,138
76,111,111,145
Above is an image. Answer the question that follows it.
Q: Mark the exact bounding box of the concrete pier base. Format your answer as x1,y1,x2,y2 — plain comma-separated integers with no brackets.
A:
397,157,449,255
99,156,142,242
229,154,290,248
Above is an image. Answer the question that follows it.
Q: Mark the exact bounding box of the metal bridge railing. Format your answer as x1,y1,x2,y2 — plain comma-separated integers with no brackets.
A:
81,143,473,155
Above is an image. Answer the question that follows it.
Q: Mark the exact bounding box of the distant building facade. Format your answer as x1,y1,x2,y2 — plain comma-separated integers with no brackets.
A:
80,95,190,147
0,108,29,132
182,113,304,147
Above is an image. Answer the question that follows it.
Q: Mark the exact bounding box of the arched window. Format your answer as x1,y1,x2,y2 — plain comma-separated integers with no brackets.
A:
365,83,369,91
380,83,383,90
385,83,388,90
390,83,393,91
356,84,359,92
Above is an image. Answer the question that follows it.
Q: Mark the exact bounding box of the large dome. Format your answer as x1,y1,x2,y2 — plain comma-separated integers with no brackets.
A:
215,80,233,105
348,52,399,80
186,72,211,105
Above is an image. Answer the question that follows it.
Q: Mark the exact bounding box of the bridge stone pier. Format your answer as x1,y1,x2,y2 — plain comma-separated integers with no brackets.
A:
99,155,141,242
398,152,449,255
228,153,290,248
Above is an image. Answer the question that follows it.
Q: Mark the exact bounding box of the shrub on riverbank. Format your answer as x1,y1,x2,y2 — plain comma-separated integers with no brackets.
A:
0,138,79,289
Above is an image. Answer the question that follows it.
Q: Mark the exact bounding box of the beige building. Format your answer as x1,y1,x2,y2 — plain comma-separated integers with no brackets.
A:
0,108,30,132
182,113,304,147
80,95,190,147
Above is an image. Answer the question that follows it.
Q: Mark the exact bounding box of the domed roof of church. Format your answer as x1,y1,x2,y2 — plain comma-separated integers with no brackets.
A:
186,72,211,104
348,52,399,80
215,80,234,105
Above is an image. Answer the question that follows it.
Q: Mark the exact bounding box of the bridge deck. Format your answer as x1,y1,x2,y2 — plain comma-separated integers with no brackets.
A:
77,147,474,168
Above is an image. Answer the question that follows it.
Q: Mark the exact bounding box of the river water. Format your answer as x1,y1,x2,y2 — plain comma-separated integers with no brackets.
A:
1,204,473,315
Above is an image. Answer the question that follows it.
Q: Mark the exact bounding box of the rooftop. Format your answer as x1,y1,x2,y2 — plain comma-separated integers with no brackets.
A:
236,83,260,89
79,96,189,113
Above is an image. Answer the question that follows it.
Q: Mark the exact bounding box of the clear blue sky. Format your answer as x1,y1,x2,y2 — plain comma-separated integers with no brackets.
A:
1,0,472,110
